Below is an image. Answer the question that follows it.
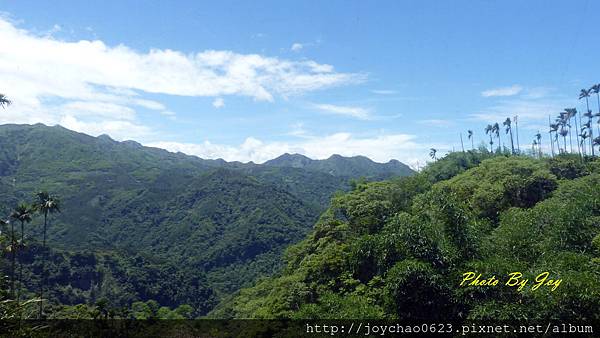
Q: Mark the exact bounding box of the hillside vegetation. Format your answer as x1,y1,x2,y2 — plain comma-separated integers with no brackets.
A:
0,124,413,317
213,152,600,320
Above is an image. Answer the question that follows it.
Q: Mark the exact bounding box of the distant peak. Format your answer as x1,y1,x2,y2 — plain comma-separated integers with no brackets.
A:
122,140,142,148
97,134,114,142
264,153,313,168
327,154,371,162
279,153,311,159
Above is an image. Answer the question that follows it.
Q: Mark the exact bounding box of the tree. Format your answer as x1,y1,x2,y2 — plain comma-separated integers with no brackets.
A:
559,110,574,153
503,118,515,154
535,132,542,158
33,192,61,318
0,94,11,109
467,130,474,150
579,89,595,156
485,124,494,152
580,130,589,156
492,122,501,153
594,136,600,150
429,148,437,161
10,204,33,306
584,109,595,156
5,218,17,298
549,116,558,157
591,84,600,136
559,127,568,153
556,112,569,153
565,108,580,156
514,115,520,153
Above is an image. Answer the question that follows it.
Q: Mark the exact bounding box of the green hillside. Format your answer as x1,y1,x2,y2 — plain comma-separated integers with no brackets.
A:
213,152,600,320
0,123,413,316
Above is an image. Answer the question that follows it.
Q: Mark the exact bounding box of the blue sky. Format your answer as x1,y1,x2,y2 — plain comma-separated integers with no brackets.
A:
1,0,599,167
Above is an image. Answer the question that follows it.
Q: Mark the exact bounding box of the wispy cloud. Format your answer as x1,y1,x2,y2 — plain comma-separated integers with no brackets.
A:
291,43,303,52
313,103,371,120
481,85,523,97
212,98,225,108
471,99,574,122
371,89,397,95
159,111,176,120
287,122,308,137
521,87,553,99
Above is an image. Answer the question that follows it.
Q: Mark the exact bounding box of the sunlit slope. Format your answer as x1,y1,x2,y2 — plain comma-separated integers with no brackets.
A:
214,153,600,320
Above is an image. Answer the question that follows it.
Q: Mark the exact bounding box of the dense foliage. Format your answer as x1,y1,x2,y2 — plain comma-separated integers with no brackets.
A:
214,153,600,320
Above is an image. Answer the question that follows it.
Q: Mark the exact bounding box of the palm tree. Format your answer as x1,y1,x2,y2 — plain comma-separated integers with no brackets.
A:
573,108,582,157
559,110,574,153
10,203,33,304
492,122,501,153
580,131,589,156
556,112,568,153
535,132,542,158
595,111,600,136
565,108,580,156
485,124,494,152
559,125,568,153
579,89,595,156
549,115,558,157
33,192,60,318
6,217,16,298
514,115,520,153
532,139,538,156
584,109,595,156
0,94,11,109
429,148,437,161
467,130,474,150
503,117,515,154
591,84,600,136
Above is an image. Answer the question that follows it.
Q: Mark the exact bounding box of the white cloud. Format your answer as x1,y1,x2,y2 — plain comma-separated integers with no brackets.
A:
0,17,363,140
313,103,371,120
522,87,553,99
159,110,176,120
288,122,308,137
371,89,397,95
146,132,425,167
212,97,225,108
481,85,523,97
471,98,575,123
291,43,303,52
59,115,151,140
133,99,165,110
60,101,137,120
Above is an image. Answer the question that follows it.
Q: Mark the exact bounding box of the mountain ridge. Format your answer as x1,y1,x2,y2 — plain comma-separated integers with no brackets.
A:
0,123,414,178
264,152,413,178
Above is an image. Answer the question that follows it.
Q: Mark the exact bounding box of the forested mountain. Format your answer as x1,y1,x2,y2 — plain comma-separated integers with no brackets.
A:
0,123,413,316
265,153,413,179
213,153,600,320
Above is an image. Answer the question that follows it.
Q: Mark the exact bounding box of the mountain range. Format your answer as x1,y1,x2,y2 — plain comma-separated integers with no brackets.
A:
0,123,413,315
